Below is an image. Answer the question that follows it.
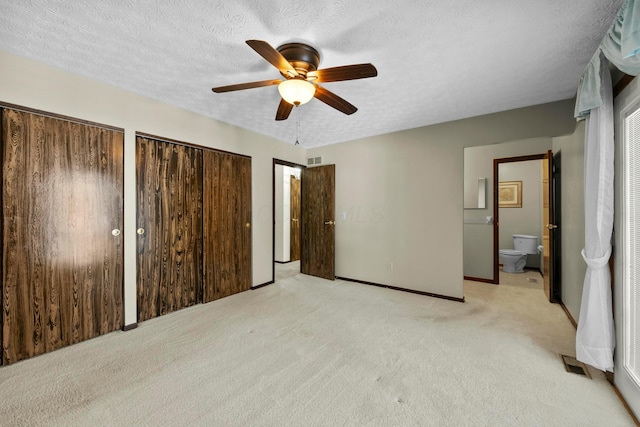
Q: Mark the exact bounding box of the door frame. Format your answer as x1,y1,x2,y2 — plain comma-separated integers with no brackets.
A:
552,151,562,302
493,153,548,285
272,159,306,284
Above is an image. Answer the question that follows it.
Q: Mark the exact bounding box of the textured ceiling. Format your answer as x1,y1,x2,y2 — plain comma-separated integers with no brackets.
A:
0,0,624,147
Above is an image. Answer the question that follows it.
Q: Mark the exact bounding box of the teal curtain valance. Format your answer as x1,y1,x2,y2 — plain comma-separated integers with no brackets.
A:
575,0,640,118
575,52,603,119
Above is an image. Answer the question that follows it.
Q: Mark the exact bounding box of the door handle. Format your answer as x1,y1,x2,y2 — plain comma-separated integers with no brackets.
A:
546,224,558,229
111,229,121,236
291,218,299,222
324,220,335,225
137,228,145,235
246,222,251,228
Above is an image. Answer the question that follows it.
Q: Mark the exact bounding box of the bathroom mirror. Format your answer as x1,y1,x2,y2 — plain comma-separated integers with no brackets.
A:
464,177,487,209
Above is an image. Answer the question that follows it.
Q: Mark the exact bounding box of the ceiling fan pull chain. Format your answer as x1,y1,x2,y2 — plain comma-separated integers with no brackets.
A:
295,106,300,146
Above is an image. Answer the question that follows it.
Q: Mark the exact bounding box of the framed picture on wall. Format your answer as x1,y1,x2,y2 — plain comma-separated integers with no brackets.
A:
498,181,522,208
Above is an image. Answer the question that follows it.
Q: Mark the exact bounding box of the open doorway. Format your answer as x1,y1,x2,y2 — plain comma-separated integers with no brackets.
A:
494,155,545,290
463,144,560,304
273,159,304,282
493,152,559,302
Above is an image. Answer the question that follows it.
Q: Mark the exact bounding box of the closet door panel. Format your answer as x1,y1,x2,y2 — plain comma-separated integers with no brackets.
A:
136,137,202,322
238,155,252,292
2,110,48,362
203,152,251,302
290,175,301,261
2,109,124,364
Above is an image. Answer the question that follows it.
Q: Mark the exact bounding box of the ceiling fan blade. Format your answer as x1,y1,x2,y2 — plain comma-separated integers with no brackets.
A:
308,63,377,83
275,99,294,121
212,79,281,93
313,85,357,115
246,40,299,77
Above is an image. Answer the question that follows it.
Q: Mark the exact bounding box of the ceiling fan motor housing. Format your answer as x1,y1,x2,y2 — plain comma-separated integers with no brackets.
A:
276,43,320,77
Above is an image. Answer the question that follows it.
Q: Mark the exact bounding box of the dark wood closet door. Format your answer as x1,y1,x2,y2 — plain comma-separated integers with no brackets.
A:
290,175,301,261
2,109,124,365
301,165,335,280
203,151,252,302
136,137,203,322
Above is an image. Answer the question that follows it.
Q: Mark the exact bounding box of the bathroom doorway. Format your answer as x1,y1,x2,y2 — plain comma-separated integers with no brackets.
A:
493,151,558,302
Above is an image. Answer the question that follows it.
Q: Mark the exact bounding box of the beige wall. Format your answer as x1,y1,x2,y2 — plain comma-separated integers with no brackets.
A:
552,122,586,321
0,50,306,326
309,100,576,299
0,48,581,313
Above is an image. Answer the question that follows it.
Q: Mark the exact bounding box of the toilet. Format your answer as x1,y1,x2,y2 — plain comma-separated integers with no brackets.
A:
499,234,539,273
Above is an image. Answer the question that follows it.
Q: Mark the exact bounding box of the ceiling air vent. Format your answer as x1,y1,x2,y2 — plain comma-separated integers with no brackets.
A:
307,156,322,166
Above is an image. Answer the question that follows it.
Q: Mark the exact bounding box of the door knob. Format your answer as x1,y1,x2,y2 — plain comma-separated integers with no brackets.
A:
246,222,251,228
111,229,121,236
546,224,558,229
137,228,145,235
324,220,335,225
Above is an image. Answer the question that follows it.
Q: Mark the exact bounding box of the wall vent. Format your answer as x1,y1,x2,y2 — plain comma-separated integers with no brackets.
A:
307,156,322,166
561,354,591,378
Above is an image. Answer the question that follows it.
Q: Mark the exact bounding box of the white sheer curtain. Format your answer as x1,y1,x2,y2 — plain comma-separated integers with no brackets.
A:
574,0,640,371
576,54,615,371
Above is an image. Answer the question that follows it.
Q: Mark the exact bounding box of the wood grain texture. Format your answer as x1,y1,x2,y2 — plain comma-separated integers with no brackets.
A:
543,150,554,302
2,109,124,365
290,175,301,261
203,151,252,302
301,165,335,280
135,137,203,322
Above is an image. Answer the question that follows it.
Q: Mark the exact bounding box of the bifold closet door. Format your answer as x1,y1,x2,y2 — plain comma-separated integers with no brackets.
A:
2,109,124,365
203,151,252,302
136,137,203,322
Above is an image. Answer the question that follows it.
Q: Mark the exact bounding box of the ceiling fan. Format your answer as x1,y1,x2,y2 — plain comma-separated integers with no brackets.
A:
212,40,377,121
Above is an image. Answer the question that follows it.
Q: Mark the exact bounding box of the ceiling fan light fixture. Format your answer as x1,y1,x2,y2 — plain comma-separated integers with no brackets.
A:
278,79,315,106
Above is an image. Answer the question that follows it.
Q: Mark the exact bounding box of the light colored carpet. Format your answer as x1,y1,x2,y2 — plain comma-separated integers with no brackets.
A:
275,260,300,281
0,269,634,426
